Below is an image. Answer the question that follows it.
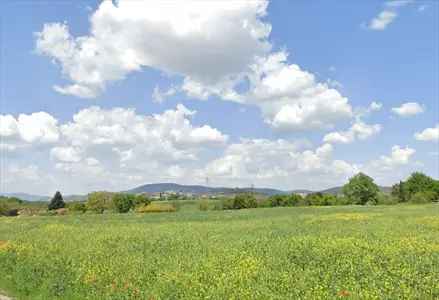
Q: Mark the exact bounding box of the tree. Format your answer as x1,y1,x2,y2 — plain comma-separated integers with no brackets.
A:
391,181,408,202
342,173,379,205
113,193,135,213
48,191,65,210
87,191,113,214
232,193,257,209
404,172,436,198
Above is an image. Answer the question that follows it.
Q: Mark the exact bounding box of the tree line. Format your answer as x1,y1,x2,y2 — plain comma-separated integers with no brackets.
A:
1,171,438,217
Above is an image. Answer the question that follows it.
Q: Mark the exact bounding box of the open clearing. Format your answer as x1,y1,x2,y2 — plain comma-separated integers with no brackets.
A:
1,204,438,299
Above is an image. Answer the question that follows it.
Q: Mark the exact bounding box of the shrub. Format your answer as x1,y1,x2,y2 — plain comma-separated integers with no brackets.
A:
232,193,257,209
69,202,87,213
135,194,152,207
221,198,235,210
377,194,398,205
113,193,135,213
410,191,437,204
136,202,176,213
305,193,327,206
199,200,210,211
268,194,301,207
48,191,65,211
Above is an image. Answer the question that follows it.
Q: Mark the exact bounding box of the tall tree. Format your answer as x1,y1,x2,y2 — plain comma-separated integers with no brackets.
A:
404,172,435,198
48,191,65,210
342,173,379,205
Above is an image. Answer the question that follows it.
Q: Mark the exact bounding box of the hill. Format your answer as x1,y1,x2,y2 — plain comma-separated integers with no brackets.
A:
126,183,287,196
0,193,49,202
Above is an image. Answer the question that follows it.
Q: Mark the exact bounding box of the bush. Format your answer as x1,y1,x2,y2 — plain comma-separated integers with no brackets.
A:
213,199,225,210
268,194,302,207
322,194,339,206
136,202,176,213
233,193,257,209
377,194,398,205
221,198,235,210
305,193,327,206
113,193,135,213
199,200,210,211
69,202,87,213
410,191,437,204
135,194,152,207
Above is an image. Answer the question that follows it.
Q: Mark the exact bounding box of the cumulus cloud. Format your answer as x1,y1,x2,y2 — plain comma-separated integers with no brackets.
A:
2,105,230,194
36,1,353,132
323,121,381,144
369,145,415,172
414,124,439,142
391,102,424,117
201,140,358,190
192,51,352,131
57,104,228,166
35,0,271,98
0,112,59,150
50,146,82,163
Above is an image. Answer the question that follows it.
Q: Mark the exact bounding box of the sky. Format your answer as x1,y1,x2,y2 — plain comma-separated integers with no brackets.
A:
0,0,438,196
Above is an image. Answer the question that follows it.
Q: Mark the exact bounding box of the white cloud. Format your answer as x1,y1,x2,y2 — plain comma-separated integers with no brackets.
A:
201,140,358,190
323,121,382,144
235,51,353,131
391,102,424,117
369,101,383,112
372,145,415,170
50,146,82,163
367,1,413,31
414,124,439,142
35,0,271,98
57,104,228,175
36,1,354,132
368,10,398,30
0,112,59,150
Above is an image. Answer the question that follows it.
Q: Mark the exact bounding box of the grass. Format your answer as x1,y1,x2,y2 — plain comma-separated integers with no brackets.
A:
0,204,439,299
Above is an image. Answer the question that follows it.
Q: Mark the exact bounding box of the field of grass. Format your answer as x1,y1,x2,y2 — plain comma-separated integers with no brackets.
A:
1,204,439,299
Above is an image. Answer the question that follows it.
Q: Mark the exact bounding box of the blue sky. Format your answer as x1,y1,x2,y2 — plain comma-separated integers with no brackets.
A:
0,0,438,195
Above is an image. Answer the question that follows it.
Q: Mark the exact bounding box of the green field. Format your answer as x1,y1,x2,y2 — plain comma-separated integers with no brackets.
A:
1,204,439,299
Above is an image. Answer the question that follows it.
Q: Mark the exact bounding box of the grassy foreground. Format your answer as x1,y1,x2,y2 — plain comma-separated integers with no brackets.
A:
1,205,439,299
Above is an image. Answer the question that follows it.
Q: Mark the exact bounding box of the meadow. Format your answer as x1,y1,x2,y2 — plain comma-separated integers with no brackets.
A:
1,204,439,299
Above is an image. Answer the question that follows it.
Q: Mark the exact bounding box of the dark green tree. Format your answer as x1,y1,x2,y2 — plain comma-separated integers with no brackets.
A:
48,191,65,210
233,193,257,209
113,193,135,213
342,173,379,205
